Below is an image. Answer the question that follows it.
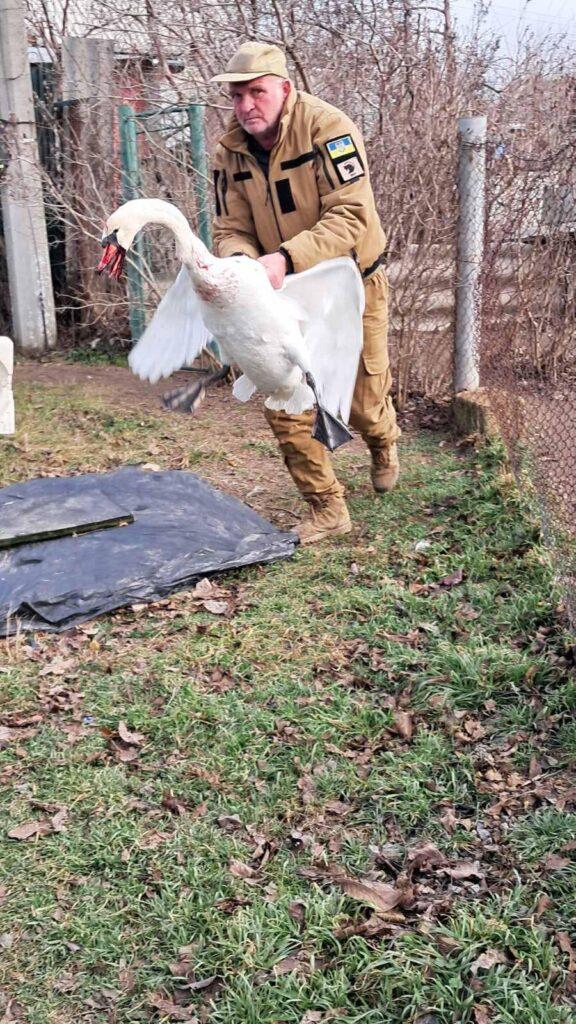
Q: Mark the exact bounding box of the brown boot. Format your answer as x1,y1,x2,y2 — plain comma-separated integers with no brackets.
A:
295,493,352,545
370,443,400,493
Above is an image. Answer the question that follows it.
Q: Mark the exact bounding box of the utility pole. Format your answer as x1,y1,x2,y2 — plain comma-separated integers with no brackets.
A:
0,0,56,351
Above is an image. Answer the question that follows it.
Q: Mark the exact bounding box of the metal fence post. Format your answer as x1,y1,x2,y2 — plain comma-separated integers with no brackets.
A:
454,115,487,393
187,103,212,250
118,104,146,340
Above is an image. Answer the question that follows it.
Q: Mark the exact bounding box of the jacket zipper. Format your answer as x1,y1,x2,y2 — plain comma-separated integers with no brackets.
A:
244,152,285,246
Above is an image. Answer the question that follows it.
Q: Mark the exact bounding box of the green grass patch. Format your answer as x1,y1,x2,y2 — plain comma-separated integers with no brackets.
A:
0,384,575,1023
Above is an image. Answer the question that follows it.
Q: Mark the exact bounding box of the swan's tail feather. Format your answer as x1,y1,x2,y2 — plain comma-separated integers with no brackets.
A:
264,382,315,415
232,374,257,403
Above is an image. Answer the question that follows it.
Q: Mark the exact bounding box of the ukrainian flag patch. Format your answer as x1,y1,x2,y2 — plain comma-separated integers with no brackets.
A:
325,134,365,184
326,135,355,158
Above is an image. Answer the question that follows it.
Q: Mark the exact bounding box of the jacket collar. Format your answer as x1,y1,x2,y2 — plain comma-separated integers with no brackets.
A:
219,86,298,154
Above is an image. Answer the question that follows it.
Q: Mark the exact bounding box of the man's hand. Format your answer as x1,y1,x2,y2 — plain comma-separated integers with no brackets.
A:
258,251,287,289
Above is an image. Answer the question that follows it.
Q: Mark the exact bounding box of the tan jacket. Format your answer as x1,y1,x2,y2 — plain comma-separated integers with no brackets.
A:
212,89,387,278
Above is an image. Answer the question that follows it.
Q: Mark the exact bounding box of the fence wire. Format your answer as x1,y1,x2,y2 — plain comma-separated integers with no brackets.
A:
457,129,576,626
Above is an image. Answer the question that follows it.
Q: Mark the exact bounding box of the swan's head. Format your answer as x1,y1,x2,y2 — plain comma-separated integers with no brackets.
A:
97,199,189,280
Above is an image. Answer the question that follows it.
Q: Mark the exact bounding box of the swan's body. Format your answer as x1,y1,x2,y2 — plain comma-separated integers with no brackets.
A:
99,198,364,421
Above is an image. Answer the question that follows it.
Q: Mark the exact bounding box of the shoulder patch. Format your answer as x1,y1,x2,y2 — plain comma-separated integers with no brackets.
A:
326,135,356,158
325,135,365,185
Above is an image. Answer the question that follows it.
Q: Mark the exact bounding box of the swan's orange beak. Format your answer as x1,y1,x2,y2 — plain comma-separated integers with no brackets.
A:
97,232,126,280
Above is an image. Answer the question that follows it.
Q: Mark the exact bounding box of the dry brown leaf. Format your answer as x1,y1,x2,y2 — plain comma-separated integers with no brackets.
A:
273,952,310,977
216,814,243,832
326,868,408,913
202,599,228,615
162,792,188,816
117,721,145,746
148,993,199,1021
473,1008,492,1024
470,948,507,974
324,800,353,817
556,931,576,971
288,900,306,928
443,860,485,881
229,859,258,880
50,808,68,833
439,567,464,588
435,934,461,956
192,578,218,599
109,742,140,763
334,913,400,939
407,842,447,874
8,819,52,841
542,853,572,871
391,710,414,740
38,657,76,678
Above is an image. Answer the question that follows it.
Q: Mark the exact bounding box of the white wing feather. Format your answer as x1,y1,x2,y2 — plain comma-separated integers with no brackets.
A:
279,257,364,423
128,266,212,383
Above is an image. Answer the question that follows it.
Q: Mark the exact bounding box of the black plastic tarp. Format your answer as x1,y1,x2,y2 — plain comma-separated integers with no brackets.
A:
0,467,297,635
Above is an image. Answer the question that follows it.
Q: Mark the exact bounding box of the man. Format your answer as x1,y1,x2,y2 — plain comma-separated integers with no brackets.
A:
211,41,400,544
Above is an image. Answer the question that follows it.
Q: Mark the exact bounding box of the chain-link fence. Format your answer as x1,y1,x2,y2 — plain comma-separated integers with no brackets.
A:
451,109,576,626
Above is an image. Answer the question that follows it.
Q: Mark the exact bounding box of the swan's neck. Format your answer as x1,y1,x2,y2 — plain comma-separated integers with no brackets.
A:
145,204,215,282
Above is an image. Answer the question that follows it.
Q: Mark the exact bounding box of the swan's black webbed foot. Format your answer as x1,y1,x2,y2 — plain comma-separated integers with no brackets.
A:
305,372,353,451
162,365,231,414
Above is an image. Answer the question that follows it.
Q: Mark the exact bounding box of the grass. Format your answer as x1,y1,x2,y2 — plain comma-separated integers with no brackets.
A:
0,374,575,1024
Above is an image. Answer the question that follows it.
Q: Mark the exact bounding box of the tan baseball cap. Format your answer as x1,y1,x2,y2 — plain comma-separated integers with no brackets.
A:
210,42,288,83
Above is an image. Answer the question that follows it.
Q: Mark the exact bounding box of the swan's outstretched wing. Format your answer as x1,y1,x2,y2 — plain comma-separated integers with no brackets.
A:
129,267,212,383
279,257,365,423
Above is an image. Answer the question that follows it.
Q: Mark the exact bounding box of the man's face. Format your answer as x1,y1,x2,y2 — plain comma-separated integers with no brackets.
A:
230,76,291,141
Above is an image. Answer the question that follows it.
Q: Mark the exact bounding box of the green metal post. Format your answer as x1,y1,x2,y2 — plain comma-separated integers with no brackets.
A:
187,102,221,361
118,104,146,340
187,103,212,250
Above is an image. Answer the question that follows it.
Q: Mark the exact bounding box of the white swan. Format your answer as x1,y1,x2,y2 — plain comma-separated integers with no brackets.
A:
97,198,365,449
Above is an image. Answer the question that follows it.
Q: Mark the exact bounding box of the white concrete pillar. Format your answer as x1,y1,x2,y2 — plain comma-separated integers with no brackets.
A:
0,0,57,351
0,337,15,435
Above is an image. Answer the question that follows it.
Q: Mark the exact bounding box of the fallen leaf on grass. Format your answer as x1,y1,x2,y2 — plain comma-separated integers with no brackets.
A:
334,913,402,939
216,814,243,832
556,931,576,972
162,792,188,816
470,948,507,974
324,800,353,817
229,859,258,880
202,599,229,615
288,900,306,928
273,951,311,977
324,866,410,913
214,895,250,914
407,842,447,875
8,819,52,841
436,934,461,956
473,1006,492,1024
441,860,485,882
542,853,572,871
117,721,145,746
391,710,414,740
439,567,464,588
149,993,199,1021
38,657,77,678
